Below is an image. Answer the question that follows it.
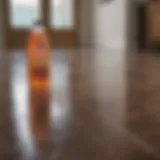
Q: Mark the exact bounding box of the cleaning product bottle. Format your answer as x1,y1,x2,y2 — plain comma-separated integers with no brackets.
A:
27,20,51,91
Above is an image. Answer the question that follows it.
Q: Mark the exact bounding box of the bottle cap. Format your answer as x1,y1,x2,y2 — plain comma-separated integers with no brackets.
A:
32,19,45,33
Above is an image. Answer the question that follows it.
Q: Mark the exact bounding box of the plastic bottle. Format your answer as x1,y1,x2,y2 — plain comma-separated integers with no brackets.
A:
27,20,51,91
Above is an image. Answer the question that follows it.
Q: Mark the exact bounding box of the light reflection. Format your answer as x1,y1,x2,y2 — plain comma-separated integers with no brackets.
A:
11,53,36,158
51,52,72,130
50,53,73,149
29,87,50,141
92,50,127,131
51,92,71,130
11,52,72,158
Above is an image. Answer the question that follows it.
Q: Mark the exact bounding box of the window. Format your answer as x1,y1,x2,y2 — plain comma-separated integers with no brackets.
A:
51,0,74,29
9,0,41,28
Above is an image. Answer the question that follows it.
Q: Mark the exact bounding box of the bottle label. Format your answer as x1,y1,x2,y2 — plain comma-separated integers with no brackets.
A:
37,41,46,56
33,40,48,80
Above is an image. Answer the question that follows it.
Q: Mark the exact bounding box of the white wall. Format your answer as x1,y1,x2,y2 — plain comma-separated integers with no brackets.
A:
92,0,128,51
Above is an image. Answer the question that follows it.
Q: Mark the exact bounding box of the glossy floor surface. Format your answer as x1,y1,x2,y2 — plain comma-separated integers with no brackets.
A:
0,49,160,160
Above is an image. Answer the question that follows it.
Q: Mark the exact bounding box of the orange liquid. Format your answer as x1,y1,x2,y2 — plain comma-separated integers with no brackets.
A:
27,29,51,90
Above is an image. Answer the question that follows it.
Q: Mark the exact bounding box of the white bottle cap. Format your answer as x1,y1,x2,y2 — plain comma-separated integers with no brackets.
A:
31,20,45,33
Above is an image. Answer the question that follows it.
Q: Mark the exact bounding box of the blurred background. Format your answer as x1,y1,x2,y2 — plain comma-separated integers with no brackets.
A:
0,0,150,51
1,0,160,160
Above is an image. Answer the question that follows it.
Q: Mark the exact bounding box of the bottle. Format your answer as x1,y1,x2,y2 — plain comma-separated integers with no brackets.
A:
28,21,51,141
27,20,51,91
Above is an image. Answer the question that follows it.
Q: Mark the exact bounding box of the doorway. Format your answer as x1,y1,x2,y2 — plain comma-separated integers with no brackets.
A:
4,0,80,49
127,0,147,51
137,2,147,50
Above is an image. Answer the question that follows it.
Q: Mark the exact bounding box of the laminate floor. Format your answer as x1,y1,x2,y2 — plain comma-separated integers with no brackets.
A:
0,49,160,160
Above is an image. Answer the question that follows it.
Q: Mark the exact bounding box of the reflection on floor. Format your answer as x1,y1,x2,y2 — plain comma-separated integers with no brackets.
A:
0,49,160,159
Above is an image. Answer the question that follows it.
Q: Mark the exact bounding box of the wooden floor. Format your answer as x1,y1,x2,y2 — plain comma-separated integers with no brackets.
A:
0,49,160,160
